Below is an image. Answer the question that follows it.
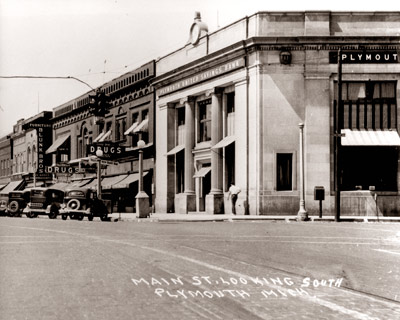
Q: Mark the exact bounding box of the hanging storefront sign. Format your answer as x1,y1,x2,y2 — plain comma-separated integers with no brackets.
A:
45,165,85,175
87,143,126,159
329,51,399,64
24,121,53,180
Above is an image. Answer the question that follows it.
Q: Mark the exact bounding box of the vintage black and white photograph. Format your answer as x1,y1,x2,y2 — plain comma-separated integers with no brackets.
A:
1,0,400,319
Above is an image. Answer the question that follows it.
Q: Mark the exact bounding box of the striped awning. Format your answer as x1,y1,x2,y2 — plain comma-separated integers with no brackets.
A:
45,134,70,154
112,171,148,189
101,174,129,190
133,118,149,133
0,180,24,194
124,122,139,136
341,129,400,146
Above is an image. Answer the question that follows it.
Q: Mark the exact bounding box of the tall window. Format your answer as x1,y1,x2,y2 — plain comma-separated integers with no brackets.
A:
176,151,184,194
277,153,293,191
141,110,149,143
335,81,397,130
198,99,211,143
226,92,235,136
116,117,126,142
130,113,139,147
177,107,185,145
27,147,31,172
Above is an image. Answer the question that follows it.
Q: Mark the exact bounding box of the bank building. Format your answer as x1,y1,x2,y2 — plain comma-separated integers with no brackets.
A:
153,11,400,217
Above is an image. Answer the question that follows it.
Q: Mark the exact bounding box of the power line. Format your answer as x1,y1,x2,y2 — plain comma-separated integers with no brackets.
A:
0,75,95,90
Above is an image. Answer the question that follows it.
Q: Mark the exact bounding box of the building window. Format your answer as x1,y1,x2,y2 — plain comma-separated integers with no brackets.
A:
141,109,149,143
226,92,235,136
177,107,185,145
225,143,235,191
130,113,139,147
198,99,211,143
335,81,397,130
116,117,126,142
277,153,293,191
176,151,184,194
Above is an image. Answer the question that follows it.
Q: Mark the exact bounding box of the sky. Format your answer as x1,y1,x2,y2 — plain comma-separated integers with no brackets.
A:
0,0,399,137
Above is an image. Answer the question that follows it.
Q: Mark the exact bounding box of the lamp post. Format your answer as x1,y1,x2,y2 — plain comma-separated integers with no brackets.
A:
136,140,150,218
297,123,308,221
95,149,103,199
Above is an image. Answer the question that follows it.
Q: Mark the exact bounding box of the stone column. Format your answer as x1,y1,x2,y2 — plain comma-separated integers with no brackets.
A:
206,88,224,214
183,97,195,195
174,96,196,213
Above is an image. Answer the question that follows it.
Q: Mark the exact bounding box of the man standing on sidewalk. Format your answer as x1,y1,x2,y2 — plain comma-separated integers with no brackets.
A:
227,182,241,215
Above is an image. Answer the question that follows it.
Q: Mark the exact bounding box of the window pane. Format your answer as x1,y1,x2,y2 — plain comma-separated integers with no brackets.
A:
381,82,395,98
277,153,292,191
348,83,366,100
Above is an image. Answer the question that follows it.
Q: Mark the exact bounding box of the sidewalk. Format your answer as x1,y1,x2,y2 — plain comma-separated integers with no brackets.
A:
109,212,400,223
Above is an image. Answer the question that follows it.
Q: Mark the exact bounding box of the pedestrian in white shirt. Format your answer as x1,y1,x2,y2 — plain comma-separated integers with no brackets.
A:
227,182,241,215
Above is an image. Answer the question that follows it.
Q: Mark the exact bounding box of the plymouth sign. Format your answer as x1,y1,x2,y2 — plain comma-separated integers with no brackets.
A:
329,51,399,64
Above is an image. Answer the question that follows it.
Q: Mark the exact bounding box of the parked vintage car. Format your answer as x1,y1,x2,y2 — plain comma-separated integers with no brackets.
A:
0,193,8,216
7,190,31,217
60,187,109,221
23,187,65,219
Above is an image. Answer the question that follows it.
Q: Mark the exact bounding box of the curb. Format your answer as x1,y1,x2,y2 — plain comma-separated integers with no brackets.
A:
109,214,400,223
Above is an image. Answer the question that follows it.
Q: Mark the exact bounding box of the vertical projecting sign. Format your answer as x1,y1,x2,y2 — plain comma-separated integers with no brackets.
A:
26,122,53,179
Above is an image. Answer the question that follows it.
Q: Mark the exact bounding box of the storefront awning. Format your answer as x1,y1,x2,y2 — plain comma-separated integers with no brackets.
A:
50,182,70,191
165,144,185,156
93,132,105,143
45,135,70,154
0,180,24,194
102,174,129,190
341,129,400,146
99,130,112,142
124,122,139,136
133,118,149,133
84,178,99,190
25,182,45,188
193,167,211,178
112,171,148,189
71,178,94,188
211,135,235,149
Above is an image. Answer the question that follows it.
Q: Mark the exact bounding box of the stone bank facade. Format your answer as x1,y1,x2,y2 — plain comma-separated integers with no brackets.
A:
153,12,400,216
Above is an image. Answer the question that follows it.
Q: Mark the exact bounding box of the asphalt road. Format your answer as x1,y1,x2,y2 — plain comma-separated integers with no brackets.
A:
0,217,400,320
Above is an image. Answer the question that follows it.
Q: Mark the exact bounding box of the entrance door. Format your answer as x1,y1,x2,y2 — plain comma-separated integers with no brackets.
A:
194,164,211,212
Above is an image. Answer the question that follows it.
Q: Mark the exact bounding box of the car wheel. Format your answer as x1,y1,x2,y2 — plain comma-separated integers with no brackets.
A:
67,199,80,211
88,215,94,221
48,207,58,219
26,212,34,218
8,201,19,216
100,212,109,221
77,214,84,221
61,215,68,220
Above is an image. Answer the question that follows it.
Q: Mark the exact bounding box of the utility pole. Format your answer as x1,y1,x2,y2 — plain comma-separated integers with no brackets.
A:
335,48,343,222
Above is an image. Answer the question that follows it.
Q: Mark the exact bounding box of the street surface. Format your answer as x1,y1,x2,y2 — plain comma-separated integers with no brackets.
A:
0,217,400,320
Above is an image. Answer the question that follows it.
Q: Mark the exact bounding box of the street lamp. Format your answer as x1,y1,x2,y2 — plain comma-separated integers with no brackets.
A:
136,140,150,218
297,123,308,221
95,149,103,199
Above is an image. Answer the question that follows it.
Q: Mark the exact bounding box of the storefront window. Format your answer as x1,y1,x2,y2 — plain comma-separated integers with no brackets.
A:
341,147,397,191
336,81,397,130
226,92,235,136
277,153,292,191
198,99,211,143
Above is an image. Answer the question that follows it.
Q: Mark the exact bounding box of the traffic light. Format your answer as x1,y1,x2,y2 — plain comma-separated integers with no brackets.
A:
88,89,111,117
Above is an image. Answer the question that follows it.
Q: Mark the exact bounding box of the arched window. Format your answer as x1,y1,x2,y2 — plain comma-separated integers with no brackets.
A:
27,147,31,172
32,145,36,171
